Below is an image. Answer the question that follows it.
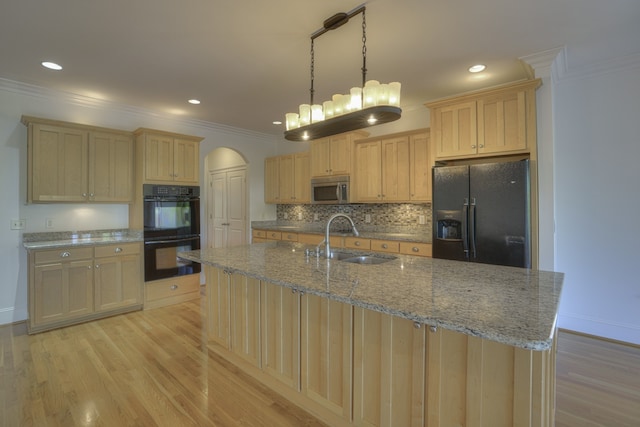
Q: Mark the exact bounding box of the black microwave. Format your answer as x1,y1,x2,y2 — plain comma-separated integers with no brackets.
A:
311,176,350,204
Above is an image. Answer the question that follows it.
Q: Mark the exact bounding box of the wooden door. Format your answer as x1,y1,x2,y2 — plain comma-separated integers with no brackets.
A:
30,123,88,202
89,132,134,202
230,273,261,367
206,266,231,349
310,137,331,177
209,171,227,248
278,154,295,202
329,133,352,176
226,169,246,247
354,141,382,202
264,156,280,203
293,152,310,203
381,136,410,201
432,102,477,159
301,293,352,421
409,131,431,202
173,138,199,183
261,282,300,390
353,308,426,427
477,90,528,155
209,168,247,249
144,133,174,181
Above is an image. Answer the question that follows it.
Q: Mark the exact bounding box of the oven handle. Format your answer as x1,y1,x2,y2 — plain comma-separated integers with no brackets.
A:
144,237,200,245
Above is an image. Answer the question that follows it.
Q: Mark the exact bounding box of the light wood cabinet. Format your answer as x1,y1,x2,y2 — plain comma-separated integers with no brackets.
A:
399,241,432,257
28,243,143,334
230,273,262,368
301,293,353,421
353,308,426,427
23,117,134,203
135,128,202,184
94,243,142,312
293,152,311,203
144,274,200,310
353,130,430,203
427,79,540,160
264,156,280,203
310,131,368,178
206,265,231,349
261,282,300,390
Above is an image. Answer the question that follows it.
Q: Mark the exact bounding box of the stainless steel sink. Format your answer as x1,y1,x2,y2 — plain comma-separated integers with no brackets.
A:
341,255,396,265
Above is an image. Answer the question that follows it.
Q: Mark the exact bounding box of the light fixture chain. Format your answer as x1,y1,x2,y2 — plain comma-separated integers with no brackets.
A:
310,38,315,105
361,8,367,87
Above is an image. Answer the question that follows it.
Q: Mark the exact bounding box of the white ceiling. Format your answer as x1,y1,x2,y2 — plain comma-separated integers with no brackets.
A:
1,0,639,136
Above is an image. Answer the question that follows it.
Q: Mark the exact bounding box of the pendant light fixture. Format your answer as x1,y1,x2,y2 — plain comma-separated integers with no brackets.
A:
284,5,402,142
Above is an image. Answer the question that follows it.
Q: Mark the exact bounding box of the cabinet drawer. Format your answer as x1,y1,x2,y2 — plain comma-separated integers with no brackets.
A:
344,237,371,250
298,233,324,245
370,239,400,253
266,231,282,240
252,229,267,238
94,242,141,258
399,242,432,257
145,275,200,302
281,232,298,242
34,247,94,264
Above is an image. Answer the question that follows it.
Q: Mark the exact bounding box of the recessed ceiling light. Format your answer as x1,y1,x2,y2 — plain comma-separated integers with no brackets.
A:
41,61,62,71
468,64,486,73
188,99,201,105
273,121,282,125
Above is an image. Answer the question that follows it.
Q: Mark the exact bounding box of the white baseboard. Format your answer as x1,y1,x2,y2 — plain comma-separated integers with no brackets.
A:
558,313,640,346
0,306,28,326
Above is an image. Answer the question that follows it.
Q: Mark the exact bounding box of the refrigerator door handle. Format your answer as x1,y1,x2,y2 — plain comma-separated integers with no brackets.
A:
470,198,477,259
462,198,470,258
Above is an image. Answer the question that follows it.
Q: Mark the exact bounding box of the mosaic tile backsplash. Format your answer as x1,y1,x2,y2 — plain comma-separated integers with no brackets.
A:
276,203,432,233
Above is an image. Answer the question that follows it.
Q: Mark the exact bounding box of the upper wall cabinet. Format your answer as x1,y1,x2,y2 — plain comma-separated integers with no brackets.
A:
426,79,541,161
264,152,310,204
310,130,368,178
134,129,203,185
22,116,134,203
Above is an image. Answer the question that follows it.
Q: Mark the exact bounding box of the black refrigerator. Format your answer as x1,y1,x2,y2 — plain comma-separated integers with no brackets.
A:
432,160,531,268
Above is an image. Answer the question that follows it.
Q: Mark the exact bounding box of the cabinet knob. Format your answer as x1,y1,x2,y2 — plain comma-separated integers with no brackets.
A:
170,285,178,290
95,264,100,268
82,193,87,198
382,244,388,249
90,193,95,198
115,247,123,253
412,247,420,253
429,325,438,333
355,241,361,246
471,145,476,149
479,144,484,148
60,251,70,258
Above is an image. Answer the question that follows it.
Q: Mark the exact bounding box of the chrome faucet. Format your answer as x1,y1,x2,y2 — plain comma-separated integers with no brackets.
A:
323,213,359,258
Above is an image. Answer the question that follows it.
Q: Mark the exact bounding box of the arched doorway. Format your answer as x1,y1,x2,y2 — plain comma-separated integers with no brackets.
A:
205,147,249,249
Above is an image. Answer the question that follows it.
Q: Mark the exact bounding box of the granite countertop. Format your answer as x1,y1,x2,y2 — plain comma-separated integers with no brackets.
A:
23,229,143,250
179,242,563,351
252,221,432,244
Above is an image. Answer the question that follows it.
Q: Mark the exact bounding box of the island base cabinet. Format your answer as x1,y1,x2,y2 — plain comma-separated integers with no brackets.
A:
427,327,556,427
353,308,426,427
301,293,353,423
229,273,261,368
206,265,231,349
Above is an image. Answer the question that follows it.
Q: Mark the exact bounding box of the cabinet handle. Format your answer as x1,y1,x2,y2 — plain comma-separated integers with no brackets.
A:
382,243,388,249
60,251,71,258
170,285,178,290
412,247,420,253
115,247,123,253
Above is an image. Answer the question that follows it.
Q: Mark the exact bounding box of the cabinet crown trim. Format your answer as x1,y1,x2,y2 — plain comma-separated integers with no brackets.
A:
424,78,541,109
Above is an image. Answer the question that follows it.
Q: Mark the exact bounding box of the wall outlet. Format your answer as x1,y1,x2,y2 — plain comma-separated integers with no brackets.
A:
418,215,426,225
46,218,54,229
283,213,288,220
297,212,303,220
10,219,25,230
314,213,319,221
365,214,371,223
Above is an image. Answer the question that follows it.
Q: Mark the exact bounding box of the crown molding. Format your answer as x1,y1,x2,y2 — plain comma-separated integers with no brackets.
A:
0,77,277,143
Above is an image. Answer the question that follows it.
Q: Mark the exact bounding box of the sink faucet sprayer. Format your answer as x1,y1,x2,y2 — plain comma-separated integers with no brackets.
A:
321,213,359,258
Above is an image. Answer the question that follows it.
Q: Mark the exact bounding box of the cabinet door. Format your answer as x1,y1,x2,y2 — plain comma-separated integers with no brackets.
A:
278,154,295,203
409,131,431,202
354,141,382,202
310,138,331,177
206,266,231,349
328,133,352,176
33,260,94,326
264,156,280,203
144,133,174,181
432,102,478,159
94,252,142,312
301,293,352,421
353,308,426,427
261,282,300,390
477,90,528,155
30,124,88,202
293,152,310,203
381,136,410,201
173,138,199,183
230,273,261,367
89,132,134,202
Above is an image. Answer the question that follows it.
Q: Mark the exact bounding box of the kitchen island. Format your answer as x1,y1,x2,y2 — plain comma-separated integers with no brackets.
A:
179,241,563,427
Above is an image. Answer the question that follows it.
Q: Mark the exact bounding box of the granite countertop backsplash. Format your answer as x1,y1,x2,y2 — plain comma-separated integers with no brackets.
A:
23,229,143,250
179,242,564,351
252,221,432,244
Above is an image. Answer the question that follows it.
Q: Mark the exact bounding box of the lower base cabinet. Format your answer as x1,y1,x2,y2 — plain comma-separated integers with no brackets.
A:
204,266,556,427
144,273,200,310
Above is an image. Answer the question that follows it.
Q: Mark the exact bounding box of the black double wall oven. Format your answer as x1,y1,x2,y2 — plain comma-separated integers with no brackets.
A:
143,184,201,282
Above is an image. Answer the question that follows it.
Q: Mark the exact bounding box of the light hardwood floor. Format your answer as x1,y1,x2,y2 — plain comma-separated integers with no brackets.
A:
1,295,639,426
